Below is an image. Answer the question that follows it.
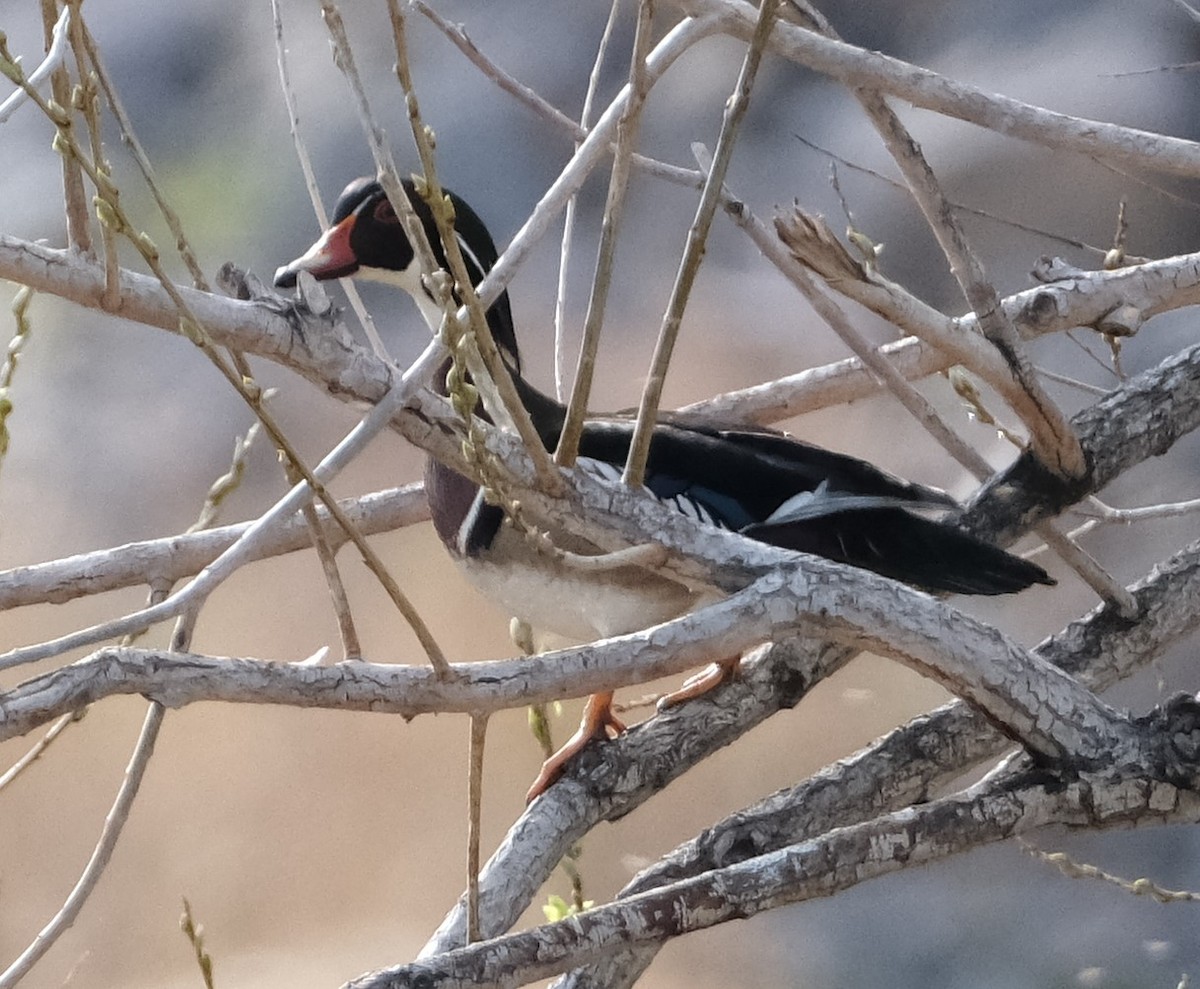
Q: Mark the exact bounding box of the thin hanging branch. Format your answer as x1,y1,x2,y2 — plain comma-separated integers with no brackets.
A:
622,0,778,487
553,0,624,402
555,0,656,468
270,0,389,358
0,702,164,989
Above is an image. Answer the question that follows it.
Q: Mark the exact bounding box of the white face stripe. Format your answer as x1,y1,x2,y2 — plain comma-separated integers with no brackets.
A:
454,230,490,283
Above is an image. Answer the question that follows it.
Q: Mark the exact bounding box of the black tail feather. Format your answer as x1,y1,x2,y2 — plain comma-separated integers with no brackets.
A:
743,507,1054,596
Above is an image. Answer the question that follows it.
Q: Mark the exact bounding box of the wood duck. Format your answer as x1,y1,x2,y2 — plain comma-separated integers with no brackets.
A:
275,177,1054,799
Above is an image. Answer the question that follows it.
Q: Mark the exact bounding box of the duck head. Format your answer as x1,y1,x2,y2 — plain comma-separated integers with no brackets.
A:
274,176,520,373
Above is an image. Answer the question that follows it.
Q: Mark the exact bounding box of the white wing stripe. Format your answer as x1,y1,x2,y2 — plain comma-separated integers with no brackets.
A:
578,457,726,529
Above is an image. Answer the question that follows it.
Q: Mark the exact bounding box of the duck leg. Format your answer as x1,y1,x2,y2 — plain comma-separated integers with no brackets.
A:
655,656,741,710
525,691,626,802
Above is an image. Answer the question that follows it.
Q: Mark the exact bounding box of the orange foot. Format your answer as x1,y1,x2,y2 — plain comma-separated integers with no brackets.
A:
526,690,626,803
656,656,741,711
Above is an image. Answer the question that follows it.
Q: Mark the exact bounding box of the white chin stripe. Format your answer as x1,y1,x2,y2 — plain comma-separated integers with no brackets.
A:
357,264,448,334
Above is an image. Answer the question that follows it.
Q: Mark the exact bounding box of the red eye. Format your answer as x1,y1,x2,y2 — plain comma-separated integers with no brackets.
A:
373,198,397,223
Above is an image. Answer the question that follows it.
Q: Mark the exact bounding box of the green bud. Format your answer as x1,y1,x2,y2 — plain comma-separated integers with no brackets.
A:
93,196,122,232
135,231,159,261
0,56,22,84
94,171,118,201
45,99,71,127
51,130,73,159
11,285,32,315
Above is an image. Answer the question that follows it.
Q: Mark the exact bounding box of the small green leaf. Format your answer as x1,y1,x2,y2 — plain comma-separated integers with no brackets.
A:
542,894,570,923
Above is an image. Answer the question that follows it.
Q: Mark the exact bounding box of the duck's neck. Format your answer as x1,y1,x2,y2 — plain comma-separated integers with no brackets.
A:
425,351,566,553
508,366,566,449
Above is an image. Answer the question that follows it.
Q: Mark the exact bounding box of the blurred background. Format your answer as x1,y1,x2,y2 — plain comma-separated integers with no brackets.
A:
1,1,1199,987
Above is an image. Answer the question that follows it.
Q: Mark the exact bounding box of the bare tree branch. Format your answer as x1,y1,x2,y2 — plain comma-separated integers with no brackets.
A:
359,756,1200,989
669,0,1200,178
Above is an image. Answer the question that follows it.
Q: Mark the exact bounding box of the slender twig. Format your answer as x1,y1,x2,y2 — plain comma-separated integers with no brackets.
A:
556,0,657,468
0,5,70,123
467,713,489,944
79,20,204,291
410,0,583,151
791,132,1120,260
622,0,778,487
385,0,564,495
0,336,447,672
1037,522,1137,615
1065,329,1123,380
856,90,1086,479
285,461,363,660
39,0,90,253
1036,366,1109,396
411,0,710,197
1021,839,1200,903
269,0,389,358
472,16,726,313
1168,0,1200,25
67,2,118,294
179,899,217,989
554,0,624,401
0,285,34,486
316,3,440,310
1079,496,1200,524
0,711,80,793
0,702,164,989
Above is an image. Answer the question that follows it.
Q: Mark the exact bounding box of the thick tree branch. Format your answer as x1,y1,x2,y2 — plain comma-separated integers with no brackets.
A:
967,339,1200,544
426,538,1200,961
357,758,1200,989
2,233,1197,434
0,541,1127,766
558,536,1200,988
